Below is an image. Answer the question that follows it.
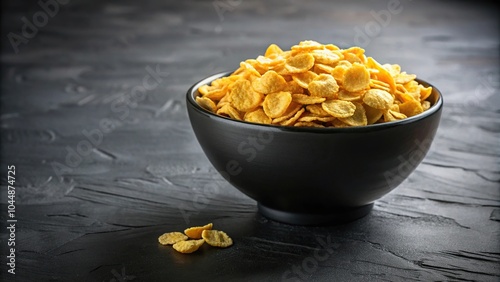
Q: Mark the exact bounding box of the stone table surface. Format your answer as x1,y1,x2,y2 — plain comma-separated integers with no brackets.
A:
0,0,499,281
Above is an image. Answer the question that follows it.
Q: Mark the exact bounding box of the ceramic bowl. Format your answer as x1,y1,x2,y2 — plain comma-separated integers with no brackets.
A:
186,71,443,225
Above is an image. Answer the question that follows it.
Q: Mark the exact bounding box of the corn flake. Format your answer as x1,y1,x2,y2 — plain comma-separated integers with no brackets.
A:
338,102,367,126
202,230,233,248
244,108,272,124
172,239,205,254
343,63,370,92
308,74,339,98
292,71,318,89
292,94,326,105
362,89,394,110
195,96,217,113
158,232,188,245
285,53,315,73
184,223,213,239
322,100,356,118
230,80,263,112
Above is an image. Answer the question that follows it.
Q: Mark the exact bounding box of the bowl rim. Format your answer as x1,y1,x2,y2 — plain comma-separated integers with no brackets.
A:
187,71,443,133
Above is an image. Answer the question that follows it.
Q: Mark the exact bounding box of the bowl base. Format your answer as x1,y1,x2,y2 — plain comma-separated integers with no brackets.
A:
257,203,374,225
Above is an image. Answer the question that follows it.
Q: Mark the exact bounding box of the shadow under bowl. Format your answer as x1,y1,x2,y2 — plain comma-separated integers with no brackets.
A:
187,72,443,225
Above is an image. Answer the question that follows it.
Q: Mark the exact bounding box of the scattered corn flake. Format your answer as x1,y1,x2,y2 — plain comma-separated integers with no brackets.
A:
172,239,205,254
184,223,213,239
202,230,233,248
158,232,188,245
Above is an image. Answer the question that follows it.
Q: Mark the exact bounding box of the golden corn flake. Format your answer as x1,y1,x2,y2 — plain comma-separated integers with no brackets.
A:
331,60,352,83
314,63,335,74
362,89,394,110
217,104,242,120
265,43,284,58
158,232,188,245
263,91,292,118
230,80,262,112
339,102,368,126
298,112,336,123
196,41,433,127
308,74,339,98
159,224,234,255
364,104,384,125
321,100,356,118
195,96,217,113
343,63,370,92
285,80,305,94
184,223,213,239
172,239,205,254
395,72,417,84
285,53,315,73
311,49,341,65
280,108,305,126
292,94,326,105
291,40,324,52
338,89,364,102
202,230,233,248
244,108,272,124
421,100,431,111
292,71,318,89
272,102,302,124
384,109,407,122
252,70,287,94
294,121,325,128
399,99,423,117
366,57,395,93
306,104,331,117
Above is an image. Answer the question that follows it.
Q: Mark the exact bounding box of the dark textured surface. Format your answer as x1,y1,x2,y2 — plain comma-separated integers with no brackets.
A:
1,0,499,281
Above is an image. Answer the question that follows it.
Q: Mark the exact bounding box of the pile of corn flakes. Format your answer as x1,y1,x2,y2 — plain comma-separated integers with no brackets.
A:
196,40,433,127
158,223,233,254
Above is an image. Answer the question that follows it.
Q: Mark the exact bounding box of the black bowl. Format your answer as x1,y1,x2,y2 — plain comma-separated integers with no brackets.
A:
187,72,443,225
